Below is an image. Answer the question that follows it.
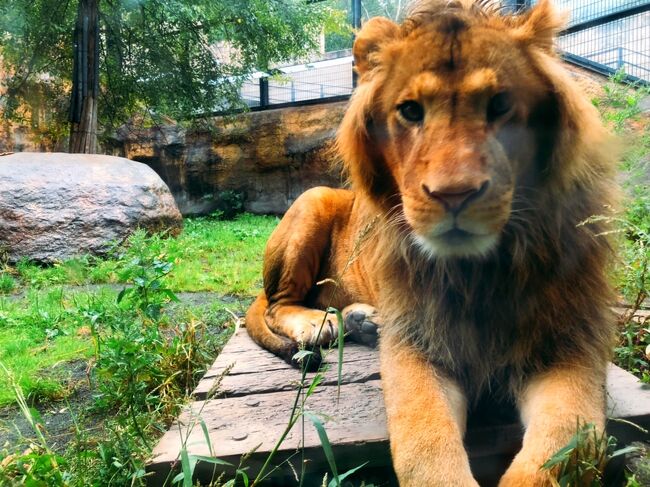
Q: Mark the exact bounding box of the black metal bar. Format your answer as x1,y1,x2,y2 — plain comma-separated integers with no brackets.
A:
352,0,361,30
562,3,650,35
562,52,649,87
204,94,351,119
351,0,362,89
259,77,269,108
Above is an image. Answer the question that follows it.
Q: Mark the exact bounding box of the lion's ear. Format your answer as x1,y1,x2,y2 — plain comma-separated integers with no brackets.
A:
353,17,400,77
510,0,566,52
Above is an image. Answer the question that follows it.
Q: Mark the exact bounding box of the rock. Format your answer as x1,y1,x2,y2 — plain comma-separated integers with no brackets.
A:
107,101,346,215
0,152,182,263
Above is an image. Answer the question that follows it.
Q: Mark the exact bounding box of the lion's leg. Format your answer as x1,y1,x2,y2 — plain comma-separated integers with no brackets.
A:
380,335,479,487
261,187,354,350
499,364,607,487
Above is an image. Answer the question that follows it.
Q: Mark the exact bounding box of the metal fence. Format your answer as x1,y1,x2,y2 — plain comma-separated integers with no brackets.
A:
538,0,650,83
239,0,650,111
239,51,354,109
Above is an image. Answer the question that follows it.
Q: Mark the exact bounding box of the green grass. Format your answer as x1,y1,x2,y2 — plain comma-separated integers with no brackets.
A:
12,213,278,295
0,214,277,407
0,288,114,406
598,75,650,384
161,213,278,293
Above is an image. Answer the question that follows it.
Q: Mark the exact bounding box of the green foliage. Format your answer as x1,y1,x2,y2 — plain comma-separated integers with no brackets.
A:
216,189,247,220
593,70,650,132
611,212,649,382
593,72,650,383
0,230,232,485
115,230,179,320
0,363,69,486
0,0,348,140
0,271,16,293
542,422,639,487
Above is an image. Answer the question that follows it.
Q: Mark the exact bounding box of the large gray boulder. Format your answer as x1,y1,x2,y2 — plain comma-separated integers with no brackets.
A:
0,152,183,263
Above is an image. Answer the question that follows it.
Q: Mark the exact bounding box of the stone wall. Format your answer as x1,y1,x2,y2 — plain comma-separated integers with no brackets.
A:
107,101,347,215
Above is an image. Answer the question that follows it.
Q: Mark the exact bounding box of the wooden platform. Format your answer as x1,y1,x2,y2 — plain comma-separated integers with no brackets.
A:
147,328,650,486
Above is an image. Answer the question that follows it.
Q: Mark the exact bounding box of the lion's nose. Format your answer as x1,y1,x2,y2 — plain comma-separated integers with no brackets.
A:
422,180,490,213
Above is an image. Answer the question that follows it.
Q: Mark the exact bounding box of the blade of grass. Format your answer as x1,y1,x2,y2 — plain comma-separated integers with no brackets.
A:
306,411,339,487
328,462,369,487
327,307,345,401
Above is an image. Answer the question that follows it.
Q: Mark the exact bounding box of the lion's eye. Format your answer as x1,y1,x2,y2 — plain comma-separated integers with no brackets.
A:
487,92,513,122
397,101,424,123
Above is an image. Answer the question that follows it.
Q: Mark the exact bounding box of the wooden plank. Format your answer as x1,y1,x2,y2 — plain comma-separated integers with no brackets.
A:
193,330,379,399
148,381,391,485
147,328,650,486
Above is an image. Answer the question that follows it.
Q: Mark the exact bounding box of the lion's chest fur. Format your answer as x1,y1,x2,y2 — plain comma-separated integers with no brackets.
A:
380,266,527,399
361,219,614,400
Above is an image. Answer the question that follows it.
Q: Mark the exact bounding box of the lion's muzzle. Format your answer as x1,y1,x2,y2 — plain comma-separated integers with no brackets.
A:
422,179,490,215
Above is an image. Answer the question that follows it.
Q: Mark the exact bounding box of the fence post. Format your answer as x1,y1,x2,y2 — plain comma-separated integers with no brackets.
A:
617,47,624,71
352,0,361,29
352,0,362,88
260,77,269,108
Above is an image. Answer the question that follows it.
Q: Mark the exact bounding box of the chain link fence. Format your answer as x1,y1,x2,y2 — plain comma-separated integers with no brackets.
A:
536,0,650,83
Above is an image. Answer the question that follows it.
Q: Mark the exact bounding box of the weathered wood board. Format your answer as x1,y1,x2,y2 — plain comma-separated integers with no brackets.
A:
147,328,650,486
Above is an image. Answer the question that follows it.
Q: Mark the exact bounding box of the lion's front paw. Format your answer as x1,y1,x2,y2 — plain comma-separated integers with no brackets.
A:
288,309,339,346
499,461,554,487
342,303,380,347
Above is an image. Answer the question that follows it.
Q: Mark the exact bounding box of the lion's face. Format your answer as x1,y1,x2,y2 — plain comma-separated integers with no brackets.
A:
339,0,567,258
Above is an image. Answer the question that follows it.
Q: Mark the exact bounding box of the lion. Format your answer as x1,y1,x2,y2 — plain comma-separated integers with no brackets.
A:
245,0,618,485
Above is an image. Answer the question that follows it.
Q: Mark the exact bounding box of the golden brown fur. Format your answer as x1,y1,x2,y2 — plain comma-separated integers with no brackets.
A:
246,1,618,484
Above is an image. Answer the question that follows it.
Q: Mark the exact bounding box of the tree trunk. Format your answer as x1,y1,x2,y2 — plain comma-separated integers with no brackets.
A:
69,0,99,153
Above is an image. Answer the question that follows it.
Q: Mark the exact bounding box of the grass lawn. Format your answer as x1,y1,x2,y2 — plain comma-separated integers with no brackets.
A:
10,213,279,294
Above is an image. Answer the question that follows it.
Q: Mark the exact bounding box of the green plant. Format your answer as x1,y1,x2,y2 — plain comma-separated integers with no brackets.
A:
116,231,179,320
0,271,16,293
542,422,639,487
614,214,650,382
217,190,247,220
589,71,650,384
593,69,650,132
0,363,69,486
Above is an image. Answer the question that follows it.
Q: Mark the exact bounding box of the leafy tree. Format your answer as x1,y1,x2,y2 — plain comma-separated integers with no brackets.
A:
359,0,408,20
324,0,407,52
0,0,346,152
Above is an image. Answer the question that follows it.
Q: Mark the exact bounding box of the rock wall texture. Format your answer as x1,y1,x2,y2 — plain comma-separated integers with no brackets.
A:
107,101,347,215
0,152,183,263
